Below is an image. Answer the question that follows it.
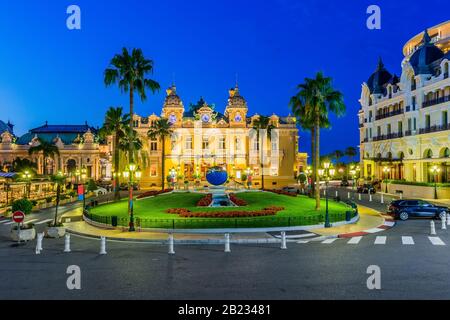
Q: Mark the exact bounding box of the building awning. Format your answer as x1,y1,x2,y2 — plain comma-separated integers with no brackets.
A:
0,172,17,178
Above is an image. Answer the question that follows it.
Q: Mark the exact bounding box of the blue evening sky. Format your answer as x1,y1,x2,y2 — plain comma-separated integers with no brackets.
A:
0,0,448,156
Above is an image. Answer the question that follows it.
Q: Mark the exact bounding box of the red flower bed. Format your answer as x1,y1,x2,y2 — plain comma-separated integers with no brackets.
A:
197,194,213,207
166,208,191,214
229,193,248,206
263,189,297,197
137,189,173,199
179,206,284,218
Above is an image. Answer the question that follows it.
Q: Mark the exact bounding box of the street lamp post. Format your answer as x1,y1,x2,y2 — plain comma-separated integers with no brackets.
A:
22,171,33,199
81,167,87,212
319,162,335,228
430,165,441,200
383,166,391,194
123,164,141,232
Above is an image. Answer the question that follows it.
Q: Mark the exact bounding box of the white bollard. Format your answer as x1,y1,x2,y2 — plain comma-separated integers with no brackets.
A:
358,193,361,201
323,189,326,196
431,220,436,235
399,193,403,200
381,193,384,204
442,215,447,230
168,233,175,255
100,236,107,255
447,214,450,226
224,233,231,253
281,232,287,250
64,234,71,253
369,193,373,202
335,191,339,198
348,192,350,199
35,233,44,255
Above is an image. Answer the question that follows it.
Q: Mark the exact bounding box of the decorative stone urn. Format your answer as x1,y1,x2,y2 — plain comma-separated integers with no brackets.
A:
46,226,66,239
11,227,36,242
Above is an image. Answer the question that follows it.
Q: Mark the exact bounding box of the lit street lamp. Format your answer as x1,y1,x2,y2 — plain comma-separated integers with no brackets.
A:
21,170,33,199
81,167,87,212
383,166,391,193
430,165,441,200
319,161,336,228
123,163,142,232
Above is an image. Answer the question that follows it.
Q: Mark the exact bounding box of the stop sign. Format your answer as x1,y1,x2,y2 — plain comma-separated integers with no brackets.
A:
12,211,25,224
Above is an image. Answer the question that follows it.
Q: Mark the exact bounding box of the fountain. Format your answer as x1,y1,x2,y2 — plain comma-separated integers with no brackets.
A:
206,167,235,207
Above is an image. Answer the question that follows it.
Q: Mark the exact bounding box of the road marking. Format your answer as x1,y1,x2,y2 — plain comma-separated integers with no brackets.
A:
347,236,362,244
374,236,387,245
402,236,415,245
4,221,16,225
321,238,338,244
429,237,446,246
384,221,395,227
365,228,385,234
34,219,53,225
24,219,38,224
297,240,310,244
0,220,8,224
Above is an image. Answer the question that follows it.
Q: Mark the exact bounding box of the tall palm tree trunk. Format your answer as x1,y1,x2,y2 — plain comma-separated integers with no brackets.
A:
129,83,134,164
314,113,321,210
161,137,166,191
54,183,60,226
113,133,121,200
310,127,315,196
260,133,264,190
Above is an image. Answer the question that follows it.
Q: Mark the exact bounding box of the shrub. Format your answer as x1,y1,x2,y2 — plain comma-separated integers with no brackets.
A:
45,197,53,203
136,189,174,199
166,208,191,214
197,194,212,207
12,199,33,215
229,194,248,206
263,189,297,197
179,209,278,218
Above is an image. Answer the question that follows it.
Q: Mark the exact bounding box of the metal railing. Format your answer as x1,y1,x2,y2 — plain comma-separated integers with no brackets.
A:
375,108,404,121
419,123,450,134
423,95,450,108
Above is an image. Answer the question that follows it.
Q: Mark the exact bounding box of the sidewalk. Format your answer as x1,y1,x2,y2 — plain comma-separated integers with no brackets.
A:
311,205,389,237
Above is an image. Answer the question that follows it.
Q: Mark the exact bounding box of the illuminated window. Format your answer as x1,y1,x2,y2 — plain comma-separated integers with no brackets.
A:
219,137,226,150
150,138,158,151
150,163,157,177
185,136,193,150
202,137,209,150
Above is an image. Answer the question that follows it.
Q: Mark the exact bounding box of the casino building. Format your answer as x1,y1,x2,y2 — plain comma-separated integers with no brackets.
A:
131,84,299,188
359,21,450,187
0,85,300,189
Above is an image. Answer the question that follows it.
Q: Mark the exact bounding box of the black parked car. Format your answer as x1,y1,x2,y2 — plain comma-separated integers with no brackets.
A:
357,184,376,194
388,200,449,221
119,183,140,191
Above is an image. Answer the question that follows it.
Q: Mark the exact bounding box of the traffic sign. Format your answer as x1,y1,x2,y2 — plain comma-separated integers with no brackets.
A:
12,211,25,224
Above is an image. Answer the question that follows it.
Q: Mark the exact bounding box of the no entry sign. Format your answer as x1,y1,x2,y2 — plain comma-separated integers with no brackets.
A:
12,211,25,224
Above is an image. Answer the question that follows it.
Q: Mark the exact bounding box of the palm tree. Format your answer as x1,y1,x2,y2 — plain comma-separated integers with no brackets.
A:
345,147,357,163
12,158,37,175
291,72,345,210
50,172,66,227
332,150,344,164
290,87,330,198
104,48,160,164
252,115,275,190
118,127,144,163
99,107,130,201
147,119,173,191
28,138,60,175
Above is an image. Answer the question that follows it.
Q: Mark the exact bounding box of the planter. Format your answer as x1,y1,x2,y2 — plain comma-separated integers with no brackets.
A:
11,227,36,242
46,226,66,238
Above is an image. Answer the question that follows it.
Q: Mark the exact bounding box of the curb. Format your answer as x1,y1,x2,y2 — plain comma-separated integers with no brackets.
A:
338,214,396,238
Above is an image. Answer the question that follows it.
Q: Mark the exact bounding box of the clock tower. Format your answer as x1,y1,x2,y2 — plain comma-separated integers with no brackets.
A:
162,85,184,127
225,85,248,128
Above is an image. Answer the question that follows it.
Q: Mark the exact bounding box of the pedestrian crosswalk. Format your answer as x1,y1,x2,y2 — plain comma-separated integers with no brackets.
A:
296,235,448,246
0,218,53,226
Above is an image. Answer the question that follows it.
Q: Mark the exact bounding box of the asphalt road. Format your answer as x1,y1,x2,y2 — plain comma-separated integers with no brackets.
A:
1,187,449,300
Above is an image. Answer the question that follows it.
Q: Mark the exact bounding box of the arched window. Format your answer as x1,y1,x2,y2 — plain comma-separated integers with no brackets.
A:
424,149,433,159
411,75,416,90
440,147,450,158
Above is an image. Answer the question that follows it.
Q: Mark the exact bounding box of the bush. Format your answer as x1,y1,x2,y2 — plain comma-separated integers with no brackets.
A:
12,199,33,215
197,194,212,207
166,208,191,214
263,189,297,197
229,194,248,206
45,197,53,203
137,189,173,199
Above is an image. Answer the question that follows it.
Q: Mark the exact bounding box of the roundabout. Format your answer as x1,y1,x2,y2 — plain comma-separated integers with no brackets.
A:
85,191,356,230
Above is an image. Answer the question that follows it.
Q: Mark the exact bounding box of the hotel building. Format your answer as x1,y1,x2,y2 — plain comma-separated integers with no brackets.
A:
359,21,450,185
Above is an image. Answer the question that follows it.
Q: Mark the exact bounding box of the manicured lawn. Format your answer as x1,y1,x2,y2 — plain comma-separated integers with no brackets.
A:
88,192,353,229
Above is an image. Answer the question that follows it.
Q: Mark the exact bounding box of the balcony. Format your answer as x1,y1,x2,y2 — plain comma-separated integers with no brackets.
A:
405,130,413,136
372,132,404,142
419,123,450,135
375,108,404,121
422,95,450,108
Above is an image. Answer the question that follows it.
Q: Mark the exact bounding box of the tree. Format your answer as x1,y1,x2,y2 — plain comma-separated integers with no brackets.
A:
252,115,275,190
50,172,66,227
99,107,130,200
345,147,358,163
290,72,345,210
12,158,37,175
28,138,60,175
332,150,345,164
104,48,160,165
147,119,173,191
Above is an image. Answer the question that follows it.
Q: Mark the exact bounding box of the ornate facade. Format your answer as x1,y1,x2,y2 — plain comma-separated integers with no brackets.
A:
359,21,450,183
0,121,110,181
